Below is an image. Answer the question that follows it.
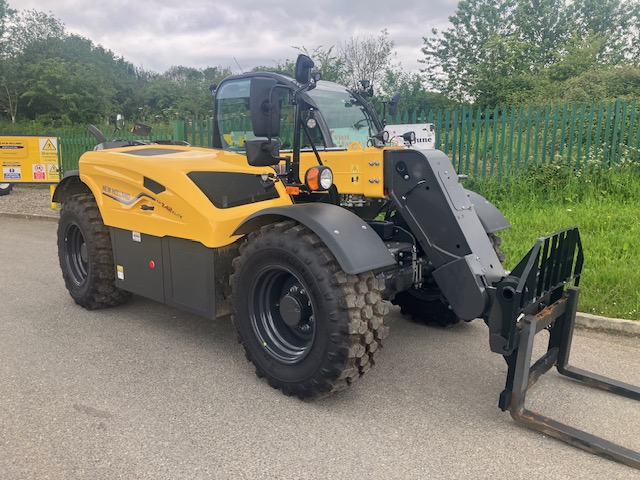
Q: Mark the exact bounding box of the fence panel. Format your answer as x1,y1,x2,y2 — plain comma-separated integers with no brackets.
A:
58,101,640,177
404,99,640,178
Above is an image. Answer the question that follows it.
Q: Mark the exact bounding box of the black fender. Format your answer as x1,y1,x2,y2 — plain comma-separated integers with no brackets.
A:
52,170,91,203
465,190,510,233
233,203,396,275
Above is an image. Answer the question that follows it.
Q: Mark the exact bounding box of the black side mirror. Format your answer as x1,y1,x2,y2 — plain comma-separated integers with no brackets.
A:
115,114,125,130
250,77,281,138
389,93,401,116
294,55,315,85
245,139,283,166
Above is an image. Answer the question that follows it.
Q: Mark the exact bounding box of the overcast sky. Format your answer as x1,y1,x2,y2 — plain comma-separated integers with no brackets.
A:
17,0,458,75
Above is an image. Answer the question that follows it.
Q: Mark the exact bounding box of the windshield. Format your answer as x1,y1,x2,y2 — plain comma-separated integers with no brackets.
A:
307,82,379,149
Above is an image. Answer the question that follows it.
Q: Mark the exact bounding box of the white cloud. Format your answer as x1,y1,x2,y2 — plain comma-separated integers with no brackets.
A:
15,0,457,74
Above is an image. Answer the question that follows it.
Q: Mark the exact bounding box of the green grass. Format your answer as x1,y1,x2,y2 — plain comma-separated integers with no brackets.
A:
467,164,640,320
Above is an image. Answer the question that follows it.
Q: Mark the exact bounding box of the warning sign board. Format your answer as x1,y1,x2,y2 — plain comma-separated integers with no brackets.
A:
0,135,60,184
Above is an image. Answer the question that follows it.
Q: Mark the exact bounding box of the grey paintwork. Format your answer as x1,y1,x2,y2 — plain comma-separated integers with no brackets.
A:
465,189,510,233
233,203,396,275
383,148,506,320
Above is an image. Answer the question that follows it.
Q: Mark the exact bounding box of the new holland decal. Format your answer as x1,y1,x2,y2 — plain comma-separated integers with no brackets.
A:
102,185,183,219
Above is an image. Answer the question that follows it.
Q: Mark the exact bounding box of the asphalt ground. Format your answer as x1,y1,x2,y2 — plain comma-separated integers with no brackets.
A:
1,216,639,479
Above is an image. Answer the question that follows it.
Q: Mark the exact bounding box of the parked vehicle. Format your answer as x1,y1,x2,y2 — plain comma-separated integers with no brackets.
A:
53,55,639,468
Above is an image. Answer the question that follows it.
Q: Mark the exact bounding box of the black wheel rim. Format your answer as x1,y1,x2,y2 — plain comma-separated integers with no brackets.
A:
249,265,316,365
65,223,89,286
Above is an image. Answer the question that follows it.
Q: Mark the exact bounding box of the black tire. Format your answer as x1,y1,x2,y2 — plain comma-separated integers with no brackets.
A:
393,233,506,327
391,278,460,327
57,194,131,309
230,221,389,399
0,183,13,196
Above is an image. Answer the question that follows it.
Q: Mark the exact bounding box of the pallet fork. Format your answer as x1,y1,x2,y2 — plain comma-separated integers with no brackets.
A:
488,228,640,469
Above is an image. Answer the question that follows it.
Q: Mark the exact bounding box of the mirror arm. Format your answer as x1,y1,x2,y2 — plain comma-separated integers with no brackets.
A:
301,119,323,166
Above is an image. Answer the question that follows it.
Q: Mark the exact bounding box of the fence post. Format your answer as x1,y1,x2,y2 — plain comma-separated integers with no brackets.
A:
610,99,623,166
566,103,578,167
575,103,587,168
627,100,637,164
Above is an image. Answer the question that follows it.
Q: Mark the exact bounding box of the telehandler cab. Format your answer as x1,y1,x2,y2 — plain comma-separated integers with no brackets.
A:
53,55,639,467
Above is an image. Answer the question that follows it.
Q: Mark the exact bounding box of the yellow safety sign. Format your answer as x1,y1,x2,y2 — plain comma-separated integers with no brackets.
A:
350,164,360,185
1,135,60,184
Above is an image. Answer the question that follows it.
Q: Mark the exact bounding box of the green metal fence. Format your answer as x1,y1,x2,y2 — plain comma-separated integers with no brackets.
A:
59,99,640,179
389,99,640,178
59,125,176,173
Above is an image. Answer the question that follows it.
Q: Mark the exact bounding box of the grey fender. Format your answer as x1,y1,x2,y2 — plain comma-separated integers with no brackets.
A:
52,170,91,203
233,203,396,275
465,189,510,233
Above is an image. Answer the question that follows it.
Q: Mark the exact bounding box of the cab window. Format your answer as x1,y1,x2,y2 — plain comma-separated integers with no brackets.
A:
215,78,294,151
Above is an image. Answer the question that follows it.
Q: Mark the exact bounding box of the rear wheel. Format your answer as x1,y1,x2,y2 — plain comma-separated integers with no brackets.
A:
230,221,389,399
0,183,13,196
57,194,131,309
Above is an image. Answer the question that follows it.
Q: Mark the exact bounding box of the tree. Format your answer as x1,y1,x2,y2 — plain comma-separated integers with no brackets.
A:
338,29,397,91
421,0,640,106
292,45,346,84
5,8,65,56
0,6,66,122
143,65,232,121
378,68,453,118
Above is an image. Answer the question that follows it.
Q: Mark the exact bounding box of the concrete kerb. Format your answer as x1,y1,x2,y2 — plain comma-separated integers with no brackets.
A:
0,211,58,222
1,211,638,336
575,312,640,336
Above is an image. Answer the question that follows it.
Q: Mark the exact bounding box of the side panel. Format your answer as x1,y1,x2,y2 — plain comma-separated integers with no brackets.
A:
162,237,216,318
111,228,227,319
233,203,396,275
111,228,165,303
298,146,388,198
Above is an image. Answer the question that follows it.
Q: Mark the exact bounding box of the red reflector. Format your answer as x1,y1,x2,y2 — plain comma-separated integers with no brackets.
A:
149,260,155,269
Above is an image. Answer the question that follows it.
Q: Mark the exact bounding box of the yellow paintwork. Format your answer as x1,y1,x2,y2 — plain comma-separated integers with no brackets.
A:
298,143,400,198
78,143,396,248
79,145,293,248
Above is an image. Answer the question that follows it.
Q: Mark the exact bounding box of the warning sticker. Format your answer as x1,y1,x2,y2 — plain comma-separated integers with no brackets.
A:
132,231,141,243
32,163,46,180
47,164,60,181
3,167,21,180
350,164,360,184
117,265,125,280
39,138,58,163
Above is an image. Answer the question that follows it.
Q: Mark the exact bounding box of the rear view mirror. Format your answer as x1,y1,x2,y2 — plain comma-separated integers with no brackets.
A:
389,93,401,116
115,114,125,130
250,77,281,138
294,55,314,85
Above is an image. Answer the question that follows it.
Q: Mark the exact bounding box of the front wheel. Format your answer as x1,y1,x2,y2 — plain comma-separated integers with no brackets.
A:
57,194,131,309
393,233,507,327
230,221,389,399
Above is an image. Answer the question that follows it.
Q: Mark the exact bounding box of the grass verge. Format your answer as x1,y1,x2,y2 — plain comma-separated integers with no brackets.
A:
467,164,640,320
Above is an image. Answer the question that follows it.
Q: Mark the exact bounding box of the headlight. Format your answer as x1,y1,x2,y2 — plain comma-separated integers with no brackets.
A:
304,166,333,191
